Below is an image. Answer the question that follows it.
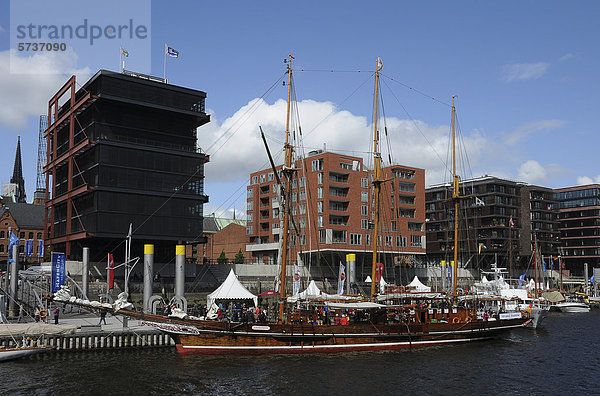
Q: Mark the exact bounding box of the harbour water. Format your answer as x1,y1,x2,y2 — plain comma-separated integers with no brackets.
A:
3,311,599,395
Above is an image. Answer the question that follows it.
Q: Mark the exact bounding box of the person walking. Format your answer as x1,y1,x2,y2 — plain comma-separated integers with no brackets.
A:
53,307,60,325
34,305,41,322
99,310,107,325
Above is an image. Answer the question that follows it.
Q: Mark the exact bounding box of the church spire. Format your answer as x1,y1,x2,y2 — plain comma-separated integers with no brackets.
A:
10,136,26,203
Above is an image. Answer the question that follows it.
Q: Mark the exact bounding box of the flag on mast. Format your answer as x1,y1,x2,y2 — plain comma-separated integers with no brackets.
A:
120,47,129,57
108,253,115,290
337,262,346,295
166,45,179,58
293,264,301,296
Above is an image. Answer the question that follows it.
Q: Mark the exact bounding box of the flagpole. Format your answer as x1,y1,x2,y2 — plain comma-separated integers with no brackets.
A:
119,46,122,73
163,43,167,82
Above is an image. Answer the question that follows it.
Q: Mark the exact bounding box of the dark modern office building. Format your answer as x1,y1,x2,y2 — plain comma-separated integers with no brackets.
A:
44,70,210,262
554,184,600,274
426,176,558,276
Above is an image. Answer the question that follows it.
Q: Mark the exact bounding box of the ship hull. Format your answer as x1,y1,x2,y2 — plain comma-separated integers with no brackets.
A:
143,318,530,355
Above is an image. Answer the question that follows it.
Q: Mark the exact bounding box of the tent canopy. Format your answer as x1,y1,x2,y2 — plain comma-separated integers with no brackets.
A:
207,269,258,307
407,276,431,292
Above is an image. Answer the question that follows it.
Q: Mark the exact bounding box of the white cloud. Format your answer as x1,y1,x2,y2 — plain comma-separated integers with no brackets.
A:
559,53,576,62
517,160,567,185
0,25,4,32
200,98,497,189
504,119,566,145
0,49,91,129
518,160,547,184
502,62,550,82
576,175,600,185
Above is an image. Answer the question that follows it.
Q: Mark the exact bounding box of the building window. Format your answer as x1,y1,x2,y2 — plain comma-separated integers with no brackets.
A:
366,234,370,246
391,221,397,231
246,225,253,235
272,222,279,229
396,236,407,248
19,232,25,238
28,232,33,239
318,201,323,213
247,201,253,211
361,219,368,230
361,191,369,202
292,179,297,189
299,177,305,188
398,182,415,192
299,218,307,229
273,208,279,218
0,231,4,239
268,172,274,181
312,159,323,171
317,187,324,199
247,189,254,198
259,174,266,183
350,233,362,245
247,213,253,222
299,190,306,201
317,172,323,185
251,175,258,184
317,216,324,228
37,232,42,239
18,245,24,253
361,205,368,216
299,234,306,246
385,236,392,247
361,178,368,188
411,235,422,247
299,204,306,215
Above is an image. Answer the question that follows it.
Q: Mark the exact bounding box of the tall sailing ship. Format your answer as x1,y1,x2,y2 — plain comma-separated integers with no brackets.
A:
131,57,531,354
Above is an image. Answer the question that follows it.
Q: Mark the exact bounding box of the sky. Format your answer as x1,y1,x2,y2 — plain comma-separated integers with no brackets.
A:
1,0,599,219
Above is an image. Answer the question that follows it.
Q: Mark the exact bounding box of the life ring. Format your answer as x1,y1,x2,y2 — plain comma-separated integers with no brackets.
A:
452,317,460,324
466,316,472,323
39,309,48,319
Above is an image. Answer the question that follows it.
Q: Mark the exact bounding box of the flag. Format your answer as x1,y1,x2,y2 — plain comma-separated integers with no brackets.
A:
591,274,595,286
478,243,486,255
375,262,383,282
543,260,547,272
166,45,179,58
25,240,33,257
376,57,383,71
509,216,514,227
475,197,485,206
38,239,44,258
550,256,554,271
519,274,526,287
108,253,115,290
293,263,301,296
120,47,129,57
337,262,346,295
51,252,66,293
8,232,19,263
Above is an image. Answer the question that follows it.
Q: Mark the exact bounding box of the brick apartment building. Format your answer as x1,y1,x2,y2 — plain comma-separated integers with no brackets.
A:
245,150,426,282
187,216,249,264
0,198,45,266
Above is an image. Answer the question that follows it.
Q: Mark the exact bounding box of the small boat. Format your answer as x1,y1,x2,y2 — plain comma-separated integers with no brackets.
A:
0,346,54,362
550,301,590,313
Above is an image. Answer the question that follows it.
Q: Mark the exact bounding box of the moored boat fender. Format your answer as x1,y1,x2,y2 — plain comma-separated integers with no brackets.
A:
39,310,48,319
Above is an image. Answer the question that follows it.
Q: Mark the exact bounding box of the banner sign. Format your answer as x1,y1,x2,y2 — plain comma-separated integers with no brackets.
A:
51,252,66,293
337,263,346,295
293,264,301,296
38,240,44,258
25,240,33,257
108,253,115,290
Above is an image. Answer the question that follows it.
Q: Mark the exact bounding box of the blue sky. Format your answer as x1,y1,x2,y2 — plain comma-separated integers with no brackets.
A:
1,1,599,218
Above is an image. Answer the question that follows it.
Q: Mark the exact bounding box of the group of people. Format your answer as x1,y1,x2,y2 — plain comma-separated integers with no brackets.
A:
215,302,268,323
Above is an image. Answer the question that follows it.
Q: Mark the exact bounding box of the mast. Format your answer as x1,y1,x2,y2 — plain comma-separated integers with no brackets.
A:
451,96,459,297
370,58,383,300
278,54,295,322
534,234,539,298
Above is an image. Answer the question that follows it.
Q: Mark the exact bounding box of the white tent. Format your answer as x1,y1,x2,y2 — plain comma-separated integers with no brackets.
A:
364,276,372,283
380,276,387,294
207,269,258,307
407,276,431,292
287,280,328,302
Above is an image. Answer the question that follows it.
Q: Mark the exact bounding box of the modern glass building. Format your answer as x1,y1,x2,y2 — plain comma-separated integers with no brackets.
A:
44,70,210,262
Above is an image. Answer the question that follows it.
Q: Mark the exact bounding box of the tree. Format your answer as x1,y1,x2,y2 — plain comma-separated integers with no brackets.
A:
233,249,245,264
217,250,228,265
